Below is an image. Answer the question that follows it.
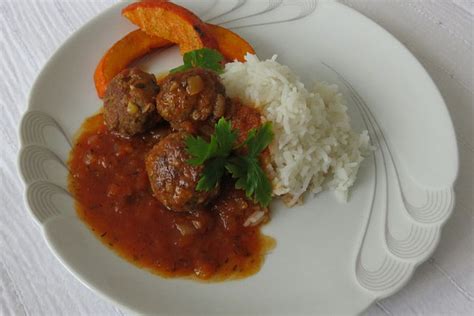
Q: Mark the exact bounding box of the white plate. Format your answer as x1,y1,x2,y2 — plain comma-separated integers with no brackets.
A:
18,0,458,314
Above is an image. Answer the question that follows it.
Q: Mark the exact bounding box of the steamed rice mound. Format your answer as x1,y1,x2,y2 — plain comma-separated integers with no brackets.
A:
221,54,371,205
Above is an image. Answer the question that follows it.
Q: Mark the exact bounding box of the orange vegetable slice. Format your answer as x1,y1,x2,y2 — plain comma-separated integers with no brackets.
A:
207,24,255,62
94,1,256,98
122,0,218,54
94,29,172,98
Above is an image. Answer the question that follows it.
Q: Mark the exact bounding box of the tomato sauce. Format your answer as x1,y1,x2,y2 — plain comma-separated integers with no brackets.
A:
68,105,274,281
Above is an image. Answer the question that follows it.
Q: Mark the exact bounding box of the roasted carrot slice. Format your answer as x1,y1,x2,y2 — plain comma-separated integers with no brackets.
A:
122,0,218,54
207,24,255,62
94,29,172,98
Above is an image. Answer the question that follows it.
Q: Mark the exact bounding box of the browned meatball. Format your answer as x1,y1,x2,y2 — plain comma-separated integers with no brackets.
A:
104,67,160,136
156,68,227,133
145,132,219,212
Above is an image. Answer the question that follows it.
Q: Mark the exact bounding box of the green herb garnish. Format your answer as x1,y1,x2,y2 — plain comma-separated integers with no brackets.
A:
186,118,238,190
226,122,273,207
185,118,274,207
170,48,224,74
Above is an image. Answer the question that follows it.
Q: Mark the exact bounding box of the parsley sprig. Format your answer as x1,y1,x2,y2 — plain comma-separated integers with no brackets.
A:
185,118,274,207
170,48,224,74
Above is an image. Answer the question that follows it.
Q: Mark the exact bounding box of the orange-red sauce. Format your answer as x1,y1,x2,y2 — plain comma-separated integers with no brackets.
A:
68,105,274,281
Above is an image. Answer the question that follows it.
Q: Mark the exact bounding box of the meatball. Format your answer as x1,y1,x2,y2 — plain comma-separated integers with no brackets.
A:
104,67,161,136
145,132,219,212
156,68,227,133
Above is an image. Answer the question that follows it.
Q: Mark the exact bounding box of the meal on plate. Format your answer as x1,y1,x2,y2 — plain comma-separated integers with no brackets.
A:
68,0,370,281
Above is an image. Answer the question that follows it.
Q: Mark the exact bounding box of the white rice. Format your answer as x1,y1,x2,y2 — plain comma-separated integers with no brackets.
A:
221,54,371,205
243,210,266,227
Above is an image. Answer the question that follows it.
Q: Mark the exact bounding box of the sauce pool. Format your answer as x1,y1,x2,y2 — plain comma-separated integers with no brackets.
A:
68,106,274,281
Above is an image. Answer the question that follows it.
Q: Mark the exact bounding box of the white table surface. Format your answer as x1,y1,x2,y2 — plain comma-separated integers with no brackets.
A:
1,0,472,315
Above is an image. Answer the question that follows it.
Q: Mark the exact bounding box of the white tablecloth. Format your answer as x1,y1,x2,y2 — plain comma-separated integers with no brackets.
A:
1,0,472,315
